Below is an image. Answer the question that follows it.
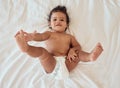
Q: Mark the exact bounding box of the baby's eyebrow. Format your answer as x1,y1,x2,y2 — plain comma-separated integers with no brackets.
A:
52,17,65,19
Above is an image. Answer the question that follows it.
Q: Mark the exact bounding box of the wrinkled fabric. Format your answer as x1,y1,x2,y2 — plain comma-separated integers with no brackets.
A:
0,0,120,88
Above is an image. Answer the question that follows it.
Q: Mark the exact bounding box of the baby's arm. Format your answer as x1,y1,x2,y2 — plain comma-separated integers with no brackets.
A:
31,31,51,41
67,36,81,62
70,36,81,53
70,36,103,62
22,30,51,42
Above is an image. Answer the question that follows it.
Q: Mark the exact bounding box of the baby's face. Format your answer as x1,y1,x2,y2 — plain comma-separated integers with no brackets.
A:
49,12,67,32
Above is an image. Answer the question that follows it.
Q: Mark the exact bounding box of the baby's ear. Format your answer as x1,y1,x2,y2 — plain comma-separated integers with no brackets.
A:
48,22,52,29
48,22,51,25
65,25,69,30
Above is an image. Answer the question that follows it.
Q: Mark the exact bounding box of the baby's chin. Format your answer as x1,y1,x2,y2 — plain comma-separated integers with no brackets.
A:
53,27,66,32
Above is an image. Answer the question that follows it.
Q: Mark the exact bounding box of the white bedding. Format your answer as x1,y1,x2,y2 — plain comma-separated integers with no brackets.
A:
0,0,120,88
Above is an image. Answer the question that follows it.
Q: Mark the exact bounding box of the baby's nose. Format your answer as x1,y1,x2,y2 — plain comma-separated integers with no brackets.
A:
56,20,60,23
56,21,61,25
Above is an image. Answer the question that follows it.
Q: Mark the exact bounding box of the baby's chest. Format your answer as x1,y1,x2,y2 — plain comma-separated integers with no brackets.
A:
46,36,70,49
49,36,70,45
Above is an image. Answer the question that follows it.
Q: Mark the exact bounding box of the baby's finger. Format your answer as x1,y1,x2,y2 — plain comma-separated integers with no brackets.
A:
20,30,23,34
23,31,28,34
20,30,24,36
72,56,76,61
71,55,75,59
20,29,24,32
14,31,20,37
69,54,76,60
75,50,79,54
74,53,77,56
67,56,69,60
69,58,72,62
21,30,28,34
67,57,72,62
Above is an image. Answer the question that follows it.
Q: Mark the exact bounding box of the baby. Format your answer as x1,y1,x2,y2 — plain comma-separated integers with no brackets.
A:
15,6,103,79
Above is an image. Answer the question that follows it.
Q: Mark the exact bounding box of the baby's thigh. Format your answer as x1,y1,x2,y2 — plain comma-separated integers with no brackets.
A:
65,58,79,72
39,48,56,73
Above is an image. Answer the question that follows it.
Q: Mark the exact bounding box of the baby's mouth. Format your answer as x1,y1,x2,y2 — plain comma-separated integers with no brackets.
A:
56,24,61,26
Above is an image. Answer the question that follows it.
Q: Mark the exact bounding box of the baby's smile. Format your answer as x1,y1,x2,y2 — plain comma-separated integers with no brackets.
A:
56,24,62,26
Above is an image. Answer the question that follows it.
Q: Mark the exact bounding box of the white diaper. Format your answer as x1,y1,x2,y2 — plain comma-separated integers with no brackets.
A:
44,56,69,80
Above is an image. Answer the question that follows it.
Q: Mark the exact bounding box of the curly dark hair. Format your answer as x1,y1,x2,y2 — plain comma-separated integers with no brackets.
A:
48,5,70,26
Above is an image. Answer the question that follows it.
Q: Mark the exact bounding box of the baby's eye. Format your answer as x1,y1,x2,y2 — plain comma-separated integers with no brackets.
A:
53,19,57,21
60,19,64,21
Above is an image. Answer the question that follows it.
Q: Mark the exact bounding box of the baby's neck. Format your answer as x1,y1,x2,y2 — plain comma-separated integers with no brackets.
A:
50,29,66,33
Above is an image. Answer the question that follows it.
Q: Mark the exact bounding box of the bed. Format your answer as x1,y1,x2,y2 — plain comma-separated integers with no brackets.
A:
0,0,120,88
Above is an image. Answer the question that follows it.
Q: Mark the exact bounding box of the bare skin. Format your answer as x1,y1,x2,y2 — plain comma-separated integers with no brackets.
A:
15,30,103,73
15,11,103,73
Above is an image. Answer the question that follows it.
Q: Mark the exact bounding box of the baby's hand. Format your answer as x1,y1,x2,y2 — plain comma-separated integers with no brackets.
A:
15,30,37,42
67,48,78,62
21,30,37,42
24,31,36,42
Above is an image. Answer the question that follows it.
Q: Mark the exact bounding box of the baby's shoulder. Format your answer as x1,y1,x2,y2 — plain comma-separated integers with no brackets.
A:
43,30,52,35
62,34,75,41
66,33,74,38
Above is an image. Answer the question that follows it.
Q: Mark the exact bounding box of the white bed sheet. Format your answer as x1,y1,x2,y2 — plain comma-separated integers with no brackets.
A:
0,0,120,88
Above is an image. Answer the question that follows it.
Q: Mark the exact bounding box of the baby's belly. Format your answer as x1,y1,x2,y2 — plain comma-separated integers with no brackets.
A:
51,51,67,56
46,48,68,56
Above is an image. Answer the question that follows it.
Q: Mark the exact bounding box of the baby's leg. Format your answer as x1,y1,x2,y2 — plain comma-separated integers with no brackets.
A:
66,52,90,72
78,43,103,62
15,31,56,73
15,30,45,57
15,31,29,52
89,43,103,61
66,43,103,72
65,57,80,72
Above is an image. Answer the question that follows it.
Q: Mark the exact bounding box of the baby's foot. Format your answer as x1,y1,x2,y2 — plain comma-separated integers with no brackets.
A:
15,30,29,52
90,43,103,61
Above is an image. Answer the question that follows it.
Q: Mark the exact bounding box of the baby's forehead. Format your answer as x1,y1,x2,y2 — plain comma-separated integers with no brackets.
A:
51,12,66,19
